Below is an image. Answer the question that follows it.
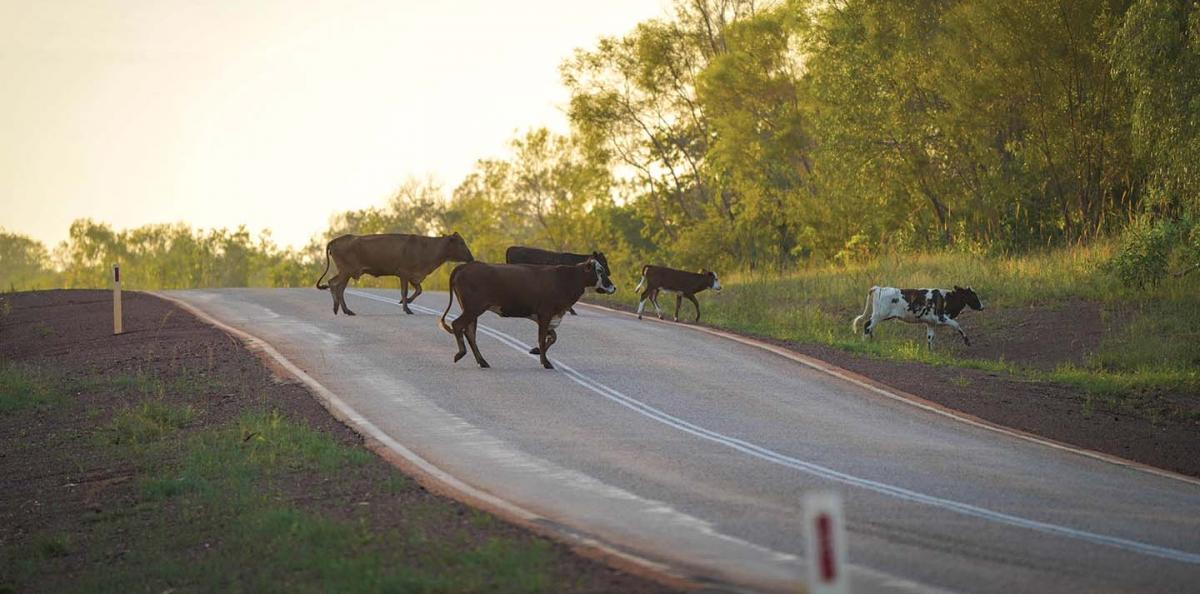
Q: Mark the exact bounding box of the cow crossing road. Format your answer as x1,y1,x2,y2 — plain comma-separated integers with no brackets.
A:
165,288,1200,594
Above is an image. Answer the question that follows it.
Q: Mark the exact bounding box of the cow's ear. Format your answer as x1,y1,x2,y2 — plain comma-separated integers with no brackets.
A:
593,251,600,258
954,285,963,291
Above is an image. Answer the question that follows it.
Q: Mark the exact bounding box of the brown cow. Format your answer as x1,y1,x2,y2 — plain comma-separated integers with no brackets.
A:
635,265,722,322
315,232,473,316
438,259,616,369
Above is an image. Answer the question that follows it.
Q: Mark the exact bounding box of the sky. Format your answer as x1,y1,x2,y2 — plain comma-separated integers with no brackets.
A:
0,0,668,250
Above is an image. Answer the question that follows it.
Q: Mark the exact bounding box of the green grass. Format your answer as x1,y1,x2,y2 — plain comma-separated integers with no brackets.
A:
107,400,196,445
592,242,1200,403
0,362,63,414
2,362,569,594
76,410,555,594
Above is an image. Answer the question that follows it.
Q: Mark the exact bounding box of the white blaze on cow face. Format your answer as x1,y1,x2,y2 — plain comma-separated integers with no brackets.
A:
593,261,617,294
711,272,722,291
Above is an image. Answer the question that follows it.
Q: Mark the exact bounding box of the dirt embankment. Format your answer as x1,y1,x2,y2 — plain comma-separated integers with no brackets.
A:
0,290,678,593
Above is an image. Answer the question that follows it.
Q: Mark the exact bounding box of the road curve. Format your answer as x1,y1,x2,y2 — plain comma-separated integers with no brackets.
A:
164,288,1200,593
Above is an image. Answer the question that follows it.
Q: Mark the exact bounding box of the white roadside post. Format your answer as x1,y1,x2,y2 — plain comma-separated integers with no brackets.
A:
803,491,848,594
113,264,123,335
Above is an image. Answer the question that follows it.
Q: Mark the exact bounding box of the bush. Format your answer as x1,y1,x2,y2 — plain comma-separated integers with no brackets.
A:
1108,215,1194,287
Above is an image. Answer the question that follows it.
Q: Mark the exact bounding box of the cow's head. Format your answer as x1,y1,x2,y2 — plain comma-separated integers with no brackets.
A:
586,258,617,294
702,269,722,291
445,232,474,262
954,286,983,310
591,251,610,274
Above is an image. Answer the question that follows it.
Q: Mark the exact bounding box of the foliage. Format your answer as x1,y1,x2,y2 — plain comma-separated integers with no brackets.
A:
0,230,57,291
1108,214,1197,287
5,0,1199,293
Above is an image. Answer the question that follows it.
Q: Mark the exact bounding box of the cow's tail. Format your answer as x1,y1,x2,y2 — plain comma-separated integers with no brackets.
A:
634,265,648,293
314,241,333,290
438,266,460,334
851,286,877,334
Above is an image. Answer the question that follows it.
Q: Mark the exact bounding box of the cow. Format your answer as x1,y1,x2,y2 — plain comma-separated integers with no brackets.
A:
851,286,984,350
504,246,611,316
634,265,722,322
438,259,616,369
315,232,474,316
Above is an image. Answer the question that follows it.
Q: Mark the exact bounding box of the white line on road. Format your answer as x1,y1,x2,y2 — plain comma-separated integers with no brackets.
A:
350,289,1200,566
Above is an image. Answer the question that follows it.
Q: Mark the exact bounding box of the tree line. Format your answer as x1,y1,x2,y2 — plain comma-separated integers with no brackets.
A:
3,0,1198,291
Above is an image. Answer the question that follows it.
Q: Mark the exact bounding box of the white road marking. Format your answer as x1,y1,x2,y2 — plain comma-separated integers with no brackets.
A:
349,289,1200,566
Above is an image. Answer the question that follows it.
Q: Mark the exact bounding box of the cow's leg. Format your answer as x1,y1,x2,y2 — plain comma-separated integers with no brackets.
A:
944,318,970,346
399,278,412,314
464,318,489,368
685,293,701,322
536,319,554,369
400,280,421,314
329,273,345,314
334,277,356,316
529,328,558,355
864,315,877,339
651,289,665,319
452,311,488,368
406,281,423,304
450,314,469,363
926,325,935,350
673,293,683,322
637,287,654,319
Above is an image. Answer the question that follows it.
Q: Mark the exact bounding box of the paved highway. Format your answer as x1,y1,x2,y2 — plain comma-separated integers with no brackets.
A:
165,288,1200,593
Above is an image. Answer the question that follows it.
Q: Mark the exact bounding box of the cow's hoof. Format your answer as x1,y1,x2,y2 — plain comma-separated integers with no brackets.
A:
344,310,356,316
403,309,414,315
542,362,554,370
673,317,679,322
453,352,466,363
637,315,642,320
478,361,490,369
528,347,541,355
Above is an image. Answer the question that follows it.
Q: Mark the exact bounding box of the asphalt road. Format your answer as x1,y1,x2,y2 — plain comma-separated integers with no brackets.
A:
165,288,1200,593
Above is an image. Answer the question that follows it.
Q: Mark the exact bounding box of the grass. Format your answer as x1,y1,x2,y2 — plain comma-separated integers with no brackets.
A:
107,400,196,444
1,361,573,594
73,409,557,594
590,242,1200,403
0,361,63,414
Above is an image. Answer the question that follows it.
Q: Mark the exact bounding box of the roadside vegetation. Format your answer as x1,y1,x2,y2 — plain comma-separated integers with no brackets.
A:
3,0,1199,406
594,245,1199,415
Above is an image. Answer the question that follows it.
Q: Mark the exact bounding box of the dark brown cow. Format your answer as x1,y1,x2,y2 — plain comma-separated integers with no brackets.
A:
635,265,722,322
505,246,611,316
315,232,473,316
438,259,616,369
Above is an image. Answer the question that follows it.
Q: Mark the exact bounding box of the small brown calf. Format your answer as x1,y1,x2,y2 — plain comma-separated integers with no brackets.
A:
635,265,722,322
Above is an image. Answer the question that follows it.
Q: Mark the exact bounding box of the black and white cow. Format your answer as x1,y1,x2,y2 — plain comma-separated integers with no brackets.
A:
851,286,984,349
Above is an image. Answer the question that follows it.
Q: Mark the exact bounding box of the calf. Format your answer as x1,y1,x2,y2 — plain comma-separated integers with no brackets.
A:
851,286,984,349
315,232,474,315
438,259,616,369
504,246,611,315
635,265,722,322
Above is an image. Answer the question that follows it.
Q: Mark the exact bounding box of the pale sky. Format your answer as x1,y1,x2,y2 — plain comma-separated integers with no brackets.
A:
0,0,668,250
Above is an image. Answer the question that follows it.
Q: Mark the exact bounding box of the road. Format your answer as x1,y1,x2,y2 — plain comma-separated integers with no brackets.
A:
164,288,1200,593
